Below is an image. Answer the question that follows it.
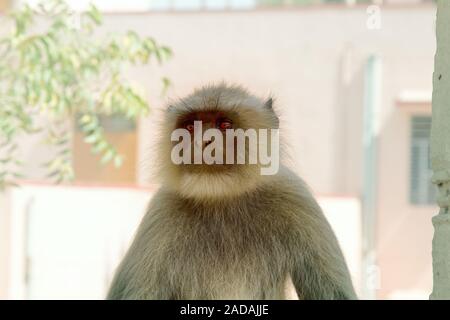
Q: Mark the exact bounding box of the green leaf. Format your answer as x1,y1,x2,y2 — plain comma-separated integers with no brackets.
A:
100,148,115,164
161,77,171,96
92,140,108,154
79,114,93,125
113,155,123,168
86,4,103,25
84,132,99,144
159,46,172,60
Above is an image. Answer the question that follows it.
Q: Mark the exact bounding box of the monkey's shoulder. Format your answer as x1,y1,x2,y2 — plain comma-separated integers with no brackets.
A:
262,167,321,208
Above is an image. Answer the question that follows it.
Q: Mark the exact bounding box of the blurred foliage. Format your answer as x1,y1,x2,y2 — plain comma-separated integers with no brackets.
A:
0,0,171,189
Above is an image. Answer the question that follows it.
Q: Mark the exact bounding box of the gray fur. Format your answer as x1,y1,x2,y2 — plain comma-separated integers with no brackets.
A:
107,84,357,300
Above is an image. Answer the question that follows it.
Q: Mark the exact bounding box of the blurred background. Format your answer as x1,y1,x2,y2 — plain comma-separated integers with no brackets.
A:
0,0,438,299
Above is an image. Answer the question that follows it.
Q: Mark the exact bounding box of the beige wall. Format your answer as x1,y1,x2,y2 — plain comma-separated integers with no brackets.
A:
0,0,10,12
376,52,436,298
103,6,436,196
73,131,138,185
377,102,435,298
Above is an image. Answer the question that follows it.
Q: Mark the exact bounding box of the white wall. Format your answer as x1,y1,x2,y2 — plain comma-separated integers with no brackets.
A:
2,184,152,299
0,193,11,298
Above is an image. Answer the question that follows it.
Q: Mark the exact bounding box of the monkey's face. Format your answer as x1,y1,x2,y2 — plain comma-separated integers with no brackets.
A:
175,110,246,173
156,84,279,200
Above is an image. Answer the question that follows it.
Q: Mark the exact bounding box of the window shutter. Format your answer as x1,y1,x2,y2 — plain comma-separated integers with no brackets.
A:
410,116,437,205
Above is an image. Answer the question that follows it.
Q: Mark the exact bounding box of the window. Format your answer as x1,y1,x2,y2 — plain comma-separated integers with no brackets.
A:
410,116,436,205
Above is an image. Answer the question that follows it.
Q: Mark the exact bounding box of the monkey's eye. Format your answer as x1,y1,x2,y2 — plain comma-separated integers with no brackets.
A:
218,120,233,130
185,123,195,132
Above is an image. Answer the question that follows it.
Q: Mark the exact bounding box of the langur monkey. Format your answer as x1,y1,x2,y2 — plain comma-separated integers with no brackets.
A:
107,83,357,300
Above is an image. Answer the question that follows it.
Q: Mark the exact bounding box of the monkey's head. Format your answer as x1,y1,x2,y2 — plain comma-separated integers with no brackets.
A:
156,83,279,201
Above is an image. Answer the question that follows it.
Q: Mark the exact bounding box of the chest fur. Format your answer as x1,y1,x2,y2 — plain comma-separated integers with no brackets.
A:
149,201,294,298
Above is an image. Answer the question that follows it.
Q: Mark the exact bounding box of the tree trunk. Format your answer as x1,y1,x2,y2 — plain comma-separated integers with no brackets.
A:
430,0,450,300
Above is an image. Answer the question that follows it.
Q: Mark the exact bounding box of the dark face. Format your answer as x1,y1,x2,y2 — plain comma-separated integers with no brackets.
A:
174,111,242,172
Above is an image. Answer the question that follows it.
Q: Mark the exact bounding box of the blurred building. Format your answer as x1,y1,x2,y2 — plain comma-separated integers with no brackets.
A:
0,0,438,299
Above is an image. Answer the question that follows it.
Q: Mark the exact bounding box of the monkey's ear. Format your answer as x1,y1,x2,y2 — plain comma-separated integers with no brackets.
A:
264,98,274,110
264,97,279,127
